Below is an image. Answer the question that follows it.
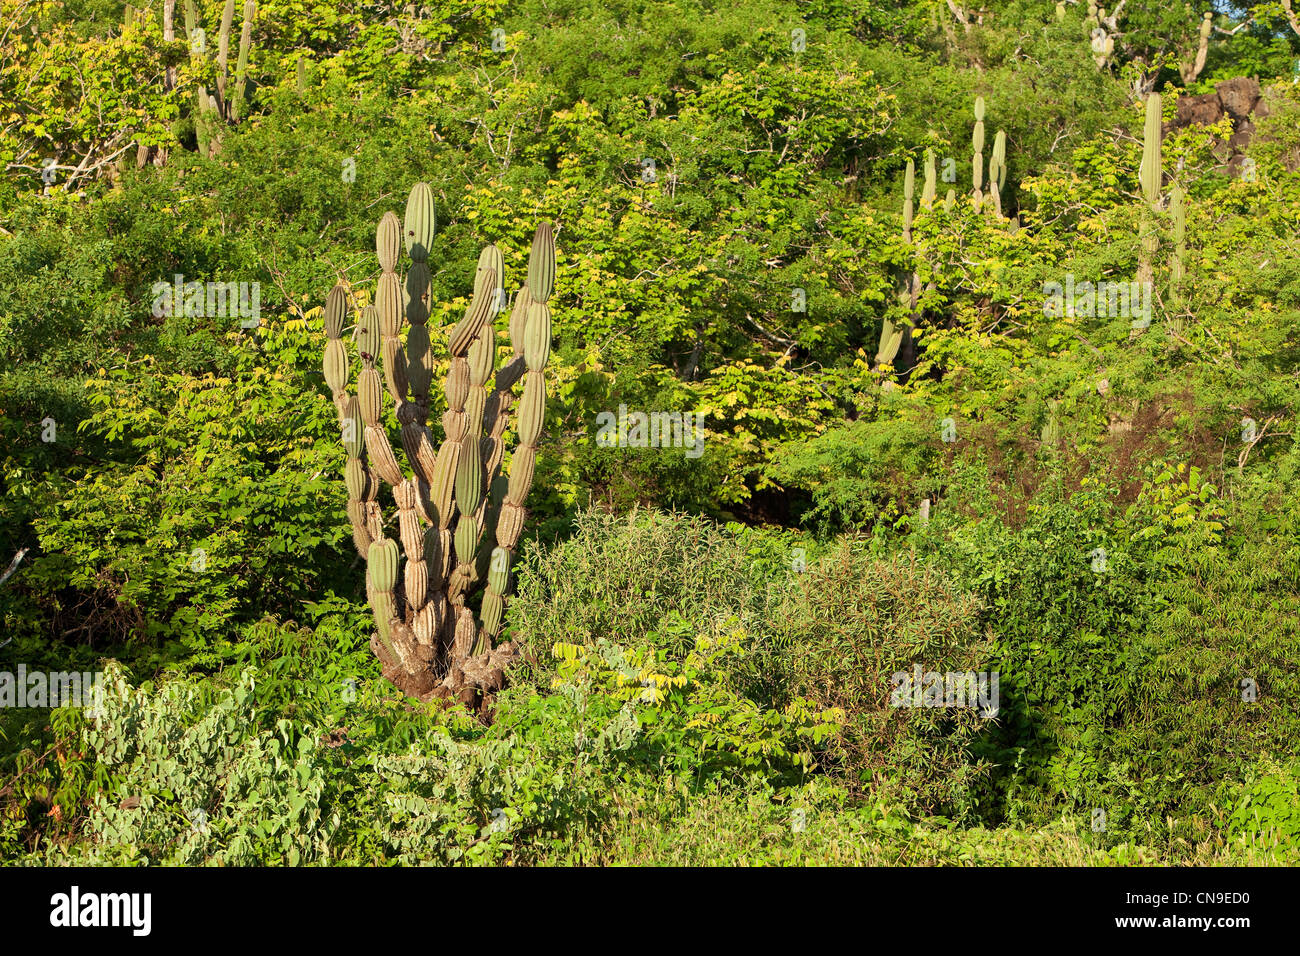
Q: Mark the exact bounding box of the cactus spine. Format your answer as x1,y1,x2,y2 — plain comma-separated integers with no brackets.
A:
320,184,556,708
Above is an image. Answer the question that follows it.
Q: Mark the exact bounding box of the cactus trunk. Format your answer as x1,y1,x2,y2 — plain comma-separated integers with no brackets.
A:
1137,93,1162,325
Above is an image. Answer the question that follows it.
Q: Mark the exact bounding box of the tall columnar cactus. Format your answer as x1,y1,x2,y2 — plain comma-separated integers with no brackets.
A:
1040,399,1063,454
902,159,914,244
921,149,937,209
1181,13,1213,84
1137,92,1163,304
878,160,917,368
1088,3,1116,68
322,183,556,710
972,96,986,211
988,128,1007,218
187,0,255,157
230,1,254,122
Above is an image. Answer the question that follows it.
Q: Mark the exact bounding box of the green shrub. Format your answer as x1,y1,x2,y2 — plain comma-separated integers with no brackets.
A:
510,508,763,651
772,542,994,820
1228,760,1300,860
514,508,995,819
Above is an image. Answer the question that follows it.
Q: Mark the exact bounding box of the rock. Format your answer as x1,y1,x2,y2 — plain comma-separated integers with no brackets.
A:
1176,92,1221,128
1255,86,1278,120
1229,119,1255,152
1217,77,1261,121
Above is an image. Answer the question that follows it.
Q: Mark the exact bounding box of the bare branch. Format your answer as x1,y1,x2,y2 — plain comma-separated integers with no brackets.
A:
0,548,29,589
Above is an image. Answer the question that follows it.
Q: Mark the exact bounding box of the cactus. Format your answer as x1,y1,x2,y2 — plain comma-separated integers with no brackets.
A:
921,149,937,209
972,96,986,211
876,316,903,366
187,0,255,156
988,128,1007,218
1088,2,1117,68
215,0,234,108
1181,12,1213,84
1040,400,1063,453
902,159,914,240
878,160,917,368
1140,93,1162,207
321,183,556,711
1137,92,1162,311
230,1,254,122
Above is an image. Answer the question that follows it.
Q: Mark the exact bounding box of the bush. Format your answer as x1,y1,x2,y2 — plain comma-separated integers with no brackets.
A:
773,543,994,820
513,508,995,819
1228,760,1300,861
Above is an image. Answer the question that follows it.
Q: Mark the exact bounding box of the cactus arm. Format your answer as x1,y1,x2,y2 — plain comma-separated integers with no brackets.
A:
989,129,1007,218
876,316,903,366
230,1,254,123
972,96,985,211
1140,92,1162,207
1137,93,1162,302
902,158,914,243
1183,12,1212,84
478,223,555,647
216,0,235,116
921,149,936,209
482,287,531,485
878,164,916,369
403,182,436,417
428,261,499,658
375,211,410,414
182,0,197,52
446,248,505,647
322,282,379,559
367,538,402,664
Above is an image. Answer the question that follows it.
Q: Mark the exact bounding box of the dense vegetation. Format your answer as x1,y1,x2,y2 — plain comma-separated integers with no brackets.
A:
2,0,1299,865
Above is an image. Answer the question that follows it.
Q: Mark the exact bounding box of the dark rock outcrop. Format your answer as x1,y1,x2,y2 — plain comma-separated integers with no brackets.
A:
1165,77,1266,175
